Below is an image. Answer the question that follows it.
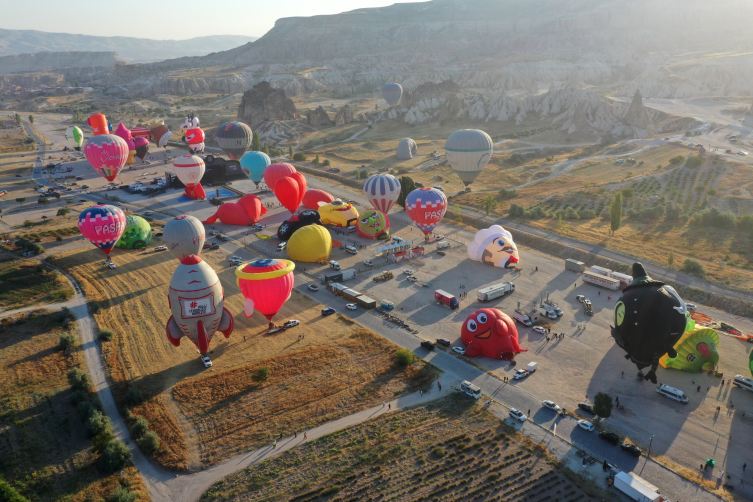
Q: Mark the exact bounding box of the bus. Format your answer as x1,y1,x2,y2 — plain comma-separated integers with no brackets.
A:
460,381,482,399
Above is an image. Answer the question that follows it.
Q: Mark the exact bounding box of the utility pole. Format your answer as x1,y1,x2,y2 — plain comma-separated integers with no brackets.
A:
648,435,654,458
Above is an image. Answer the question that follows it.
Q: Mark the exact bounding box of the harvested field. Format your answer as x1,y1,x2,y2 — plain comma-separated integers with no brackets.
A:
201,395,610,502
0,258,74,309
0,310,147,502
54,244,437,470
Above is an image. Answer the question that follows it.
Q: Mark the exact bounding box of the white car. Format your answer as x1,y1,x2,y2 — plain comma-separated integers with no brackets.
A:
509,408,527,422
542,400,561,412
688,143,695,147
739,151,748,156
533,326,547,334
107,262,117,269
452,346,466,355
403,269,414,275
407,276,418,283
364,260,374,266
144,211,152,216
229,256,241,262
283,320,300,328
201,355,212,368
577,420,594,431
513,368,530,380
433,185,444,192
154,246,168,252
115,202,122,206
686,303,697,311
346,304,358,311
576,295,585,303
253,223,264,230
308,284,319,291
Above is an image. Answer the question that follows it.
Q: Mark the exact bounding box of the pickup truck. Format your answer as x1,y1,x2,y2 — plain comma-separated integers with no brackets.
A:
513,362,538,380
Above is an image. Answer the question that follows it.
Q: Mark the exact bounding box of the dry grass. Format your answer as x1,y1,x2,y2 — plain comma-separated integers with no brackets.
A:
0,310,148,502
0,258,74,309
0,128,32,151
201,395,608,502
54,242,437,471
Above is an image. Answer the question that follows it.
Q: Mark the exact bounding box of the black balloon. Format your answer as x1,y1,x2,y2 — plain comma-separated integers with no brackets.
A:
611,263,688,383
277,210,323,241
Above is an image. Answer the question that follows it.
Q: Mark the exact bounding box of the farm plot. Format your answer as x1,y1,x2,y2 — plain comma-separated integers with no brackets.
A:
201,395,609,502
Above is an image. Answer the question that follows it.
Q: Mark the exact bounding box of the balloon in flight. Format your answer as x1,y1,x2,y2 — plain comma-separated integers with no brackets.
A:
134,137,150,161
445,129,493,186
215,121,252,159
235,259,295,322
363,173,401,214
240,151,271,187
381,83,403,106
163,215,206,260
83,134,129,182
405,187,447,235
87,113,109,135
78,204,126,256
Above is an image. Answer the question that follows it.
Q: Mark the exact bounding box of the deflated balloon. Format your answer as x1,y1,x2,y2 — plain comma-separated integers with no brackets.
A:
216,121,252,159
381,83,403,106
405,187,447,235
264,163,297,190
84,134,129,182
235,259,295,321
445,129,493,186
163,215,206,260
78,204,126,256
203,194,267,226
612,263,689,383
363,173,401,214
659,328,720,372
277,210,323,241
240,151,271,187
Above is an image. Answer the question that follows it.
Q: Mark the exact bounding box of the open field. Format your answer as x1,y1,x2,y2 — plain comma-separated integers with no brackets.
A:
0,258,74,308
53,242,437,470
201,395,610,502
0,310,147,502
0,127,33,152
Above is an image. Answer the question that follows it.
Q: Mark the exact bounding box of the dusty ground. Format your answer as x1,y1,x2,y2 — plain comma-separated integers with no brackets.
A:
53,242,437,471
200,395,612,502
0,310,147,502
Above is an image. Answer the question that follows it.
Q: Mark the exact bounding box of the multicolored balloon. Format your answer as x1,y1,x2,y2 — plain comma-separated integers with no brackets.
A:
263,162,297,191
382,83,403,106
659,328,720,372
363,173,401,214
83,134,129,182
405,187,447,235
235,259,295,322
87,113,109,135
78,205,126,256
64,126,84,150
173,155,206,200
134,137,149,162
241,151,271,187
163,215,206,260
356,209,390,240
216,121,252,159
445,129,494,186
131,126,150,139
147,120,172,148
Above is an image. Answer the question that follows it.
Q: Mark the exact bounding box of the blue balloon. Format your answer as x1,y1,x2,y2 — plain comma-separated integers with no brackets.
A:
240,151,271,187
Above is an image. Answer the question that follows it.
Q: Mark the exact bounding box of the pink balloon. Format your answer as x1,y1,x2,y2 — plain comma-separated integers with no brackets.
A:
263,163,296,190
84,134,128,182
77,205,126,255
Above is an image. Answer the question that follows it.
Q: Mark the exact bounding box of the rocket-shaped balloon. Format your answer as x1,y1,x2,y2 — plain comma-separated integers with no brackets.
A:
166,255,234,353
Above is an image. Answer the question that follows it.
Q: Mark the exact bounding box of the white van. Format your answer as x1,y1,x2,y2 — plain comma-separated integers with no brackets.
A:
276,242,287,251
460,380,482,399
656,384,689,404
437,241,451,250
345,245,358,255
733,375,753,392
329,260,341,270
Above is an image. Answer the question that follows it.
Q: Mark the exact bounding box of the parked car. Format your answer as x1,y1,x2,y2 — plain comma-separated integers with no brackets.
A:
107,262,116,269
155,232,163,237
509,408,527,422
154,246,168,252
210,244,220,250
201,355,213,368
114,202,122,206
321,307,336,316
686,303,697,311
363,260,374,266
599,431,620,445
346,303,358,311
283,320,300,328
533,326,547,334
308,284,319,291
420,340,435,350
436,338,450,346
437,250,446,256
276,242,287,251
253,223,264,230
76,176,84,180
577,420,594,431
144,211,152,216
578,402,595,415
542,400,561,412
203,243,212,249
403,269,414,275
407,276,418,283
452,346,466,355
620,443,642,457
576,295,585,303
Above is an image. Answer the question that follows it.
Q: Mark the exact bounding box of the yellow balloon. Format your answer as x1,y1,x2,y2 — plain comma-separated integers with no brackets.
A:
287,225,332,263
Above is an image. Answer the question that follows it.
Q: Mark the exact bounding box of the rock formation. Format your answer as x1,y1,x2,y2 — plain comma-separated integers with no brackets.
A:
306,106,333,126
236,81,299,128
334,105,354,126
623,90,651,129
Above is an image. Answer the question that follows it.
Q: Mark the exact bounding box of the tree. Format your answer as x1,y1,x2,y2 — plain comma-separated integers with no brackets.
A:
252,130,261,151
0,479,29,502
16,197,26,205
262,143,269,154
593,392,613,420
395,176,416,208
395,348,415,366
38,197,49,206
138,431,160,453
610,192,623,233
14,113,21,126
667,251,674,269
483,195,498,215
451,203,462,221
288,145,294,157
131,416,150,440
28,115,34,124
314,154,320,164
293,152,306,161
252,366,270,383
23,220,34,228
621,188,635,199
508,203,525,217
57,208,71,217
354,171,361,181
98,440,133,473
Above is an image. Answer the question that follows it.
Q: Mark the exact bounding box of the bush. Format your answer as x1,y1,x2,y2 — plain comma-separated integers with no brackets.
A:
131,416,150,440
67,367,91,392
86,410,113,438
690,207,736,229
508,153,525,166
99,440,133,474
252,366,270,383
578,209,596,219
99,328,114,342
292,152,307,161
0,480,28,502
59,333,76,351
92,430,115,453
564,207,578,219
498,187,518,200
686,156,703,168
431,446,445,457
108,486,139,502
69,389,88,406
524,206,548,219
125,386,143,406
739,214,753,233
322,159,330,166
395,348,415,366
508,203,525,217
138,431,161,454
621,188,635,199
681,259,706,278
668,155,685,165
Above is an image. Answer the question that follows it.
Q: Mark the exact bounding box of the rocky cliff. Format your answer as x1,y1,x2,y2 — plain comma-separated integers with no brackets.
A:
0,51,127,75
306,106,333,126
237,81,299,128
623,90,651,129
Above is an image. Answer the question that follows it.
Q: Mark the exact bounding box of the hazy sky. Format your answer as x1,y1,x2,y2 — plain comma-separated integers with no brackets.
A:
3,0,410,39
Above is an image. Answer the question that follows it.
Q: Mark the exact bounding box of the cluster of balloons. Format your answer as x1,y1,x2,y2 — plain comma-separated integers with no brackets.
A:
181,114,205,154
173,155,207,200
264,163,307,214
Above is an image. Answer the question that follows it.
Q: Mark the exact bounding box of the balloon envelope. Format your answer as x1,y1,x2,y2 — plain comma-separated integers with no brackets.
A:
148,121,172,148
468,225,519,269
363,173,401,214
173,155,205,186
461,308,525,360
274,176,304,214
203,194,267,226
277,210,323,241
382,83,403,106
115,215,153,249
356,209,390,240
64,126,84,149
78,205,126,255
264,163,297,190
216,121,252,159
84,134,128,182
235,259,295,321
302,189,334,210
240,151,271,185
134,137,149,160
445,129,494,186
287,225,332,262
164,215,206,260
87,113,109,135
659,328,720,372
405,187,447,235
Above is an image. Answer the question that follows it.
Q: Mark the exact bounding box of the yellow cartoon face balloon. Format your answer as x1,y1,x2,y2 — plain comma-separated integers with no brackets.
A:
317,199,359,227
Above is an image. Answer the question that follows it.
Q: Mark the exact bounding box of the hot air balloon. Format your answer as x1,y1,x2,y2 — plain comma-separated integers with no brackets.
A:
173,155,206,200
241,151,271,187
263,162,297,191
382,83,403,106
356,209,390,240
289,171,307,197
131,126,150,139
277,210,323,241
318,199,359,227
405,187,447,236
164,215,206,260
468,225,520,269
274,175,304,214
235,259,295,324
612,263,689,383
287,225,332,263
461,308,526,360
659,328,720,372
396,138,417,160
64,126,84,150
78,205,126,256
216,121,252,159
134,137,150,162
203,194,267,226
84,135,128,182
113,123,137,165
166,255,234,353
363,174,401,214
302,189,334,210
184,123,205,154
87,113,109,135
147,120,172,148
445,129,493,186
181,113,200,132
115,215,152,249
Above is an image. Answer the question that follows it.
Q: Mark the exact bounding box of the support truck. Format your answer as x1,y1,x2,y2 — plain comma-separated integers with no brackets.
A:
513,309,532,326
582,272,621,290
477,282,515,302
613,472,665,502
435,290,459,310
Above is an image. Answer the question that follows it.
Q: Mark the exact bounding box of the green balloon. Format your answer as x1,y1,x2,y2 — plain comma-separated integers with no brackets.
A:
115,215,153,249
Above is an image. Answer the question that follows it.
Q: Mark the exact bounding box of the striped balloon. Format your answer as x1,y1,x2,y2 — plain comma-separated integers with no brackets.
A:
363,174,401,214
78,205,126,255
405,187,447,235
445,129,494,186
